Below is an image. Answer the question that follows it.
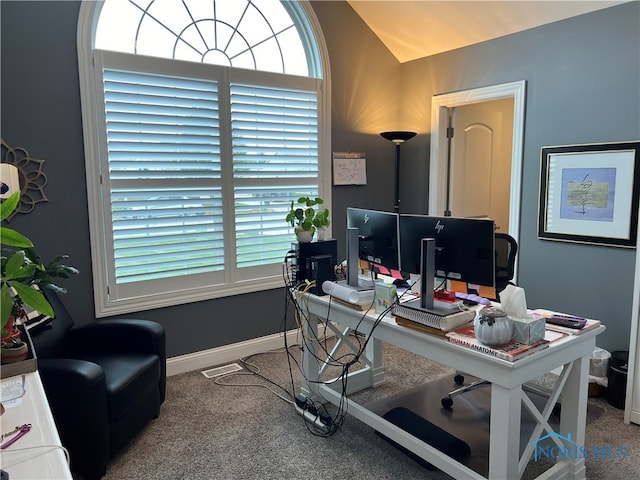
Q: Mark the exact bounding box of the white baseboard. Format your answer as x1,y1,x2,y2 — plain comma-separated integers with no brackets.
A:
166,325,329,377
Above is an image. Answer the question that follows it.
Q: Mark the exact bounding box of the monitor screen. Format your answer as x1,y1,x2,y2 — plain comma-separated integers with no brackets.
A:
346,208,400,271
399,214,495,287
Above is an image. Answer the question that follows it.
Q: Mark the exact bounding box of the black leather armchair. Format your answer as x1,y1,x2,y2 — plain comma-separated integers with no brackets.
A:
30,292,166,479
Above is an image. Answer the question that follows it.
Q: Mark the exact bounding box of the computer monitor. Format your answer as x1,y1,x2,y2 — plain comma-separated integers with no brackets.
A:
345,208,401,286
400,214,495,285
399,214,495,311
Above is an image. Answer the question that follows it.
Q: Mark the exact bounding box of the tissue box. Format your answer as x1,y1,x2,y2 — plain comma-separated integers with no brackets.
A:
510,314,545,344
375,282,397,313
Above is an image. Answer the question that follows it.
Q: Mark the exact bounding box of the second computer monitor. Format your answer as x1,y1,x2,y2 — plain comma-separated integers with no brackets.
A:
346,207,401,272
399,214,495,288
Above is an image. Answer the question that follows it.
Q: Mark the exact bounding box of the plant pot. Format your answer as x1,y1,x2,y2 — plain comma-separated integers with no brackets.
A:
295,229,315,243
0,324,37,377
1,342,29,364
316,227,328,241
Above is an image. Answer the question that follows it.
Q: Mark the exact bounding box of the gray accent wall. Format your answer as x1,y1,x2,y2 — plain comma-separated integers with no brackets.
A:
396,2,640,353
1,1,638,356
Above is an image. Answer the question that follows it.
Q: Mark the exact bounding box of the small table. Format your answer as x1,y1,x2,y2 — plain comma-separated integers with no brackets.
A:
1,371,72,479
297,292,605,479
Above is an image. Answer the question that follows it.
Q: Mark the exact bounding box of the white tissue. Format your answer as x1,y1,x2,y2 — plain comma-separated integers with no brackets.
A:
499,284,527,318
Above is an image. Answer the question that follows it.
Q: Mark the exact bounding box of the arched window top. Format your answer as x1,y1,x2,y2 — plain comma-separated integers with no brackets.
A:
95,0,321,78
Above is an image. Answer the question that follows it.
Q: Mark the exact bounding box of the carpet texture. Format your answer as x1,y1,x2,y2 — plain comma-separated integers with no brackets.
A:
99,342,640,480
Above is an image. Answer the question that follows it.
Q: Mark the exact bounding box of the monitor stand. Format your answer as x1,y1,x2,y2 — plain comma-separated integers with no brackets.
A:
400,238,452,317
336,226,375,291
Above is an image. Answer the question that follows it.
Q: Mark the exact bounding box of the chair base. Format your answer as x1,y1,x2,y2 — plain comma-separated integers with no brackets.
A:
441,373,554,409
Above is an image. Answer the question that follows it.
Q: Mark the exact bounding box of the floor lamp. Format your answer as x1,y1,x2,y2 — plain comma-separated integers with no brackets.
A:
380,131,416,213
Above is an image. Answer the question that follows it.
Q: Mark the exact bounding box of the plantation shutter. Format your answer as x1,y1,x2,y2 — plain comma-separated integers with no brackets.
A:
230,83,319,270
103,68,223,285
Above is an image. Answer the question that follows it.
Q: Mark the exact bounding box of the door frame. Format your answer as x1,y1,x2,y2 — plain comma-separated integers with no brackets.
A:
429,80,527,248
625,202,640,425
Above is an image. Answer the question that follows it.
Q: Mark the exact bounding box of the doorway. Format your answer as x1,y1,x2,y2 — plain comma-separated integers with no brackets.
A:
429,81,526,244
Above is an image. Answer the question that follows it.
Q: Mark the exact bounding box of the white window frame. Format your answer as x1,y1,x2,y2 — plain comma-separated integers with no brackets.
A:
77,1,331,316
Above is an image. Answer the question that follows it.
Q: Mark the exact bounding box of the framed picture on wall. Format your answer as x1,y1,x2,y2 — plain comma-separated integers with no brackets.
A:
538,141,640,247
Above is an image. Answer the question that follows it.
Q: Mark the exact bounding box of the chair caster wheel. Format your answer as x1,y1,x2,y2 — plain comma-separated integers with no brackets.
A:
441,397,453,409
454,374,464,385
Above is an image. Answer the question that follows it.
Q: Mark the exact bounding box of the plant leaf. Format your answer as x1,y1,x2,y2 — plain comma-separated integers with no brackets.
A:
9,282,54,318
0,227,34,248
1,284,14,330
0,192,20,221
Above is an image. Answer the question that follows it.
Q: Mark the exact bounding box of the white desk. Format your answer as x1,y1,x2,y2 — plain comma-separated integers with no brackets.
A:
298,293,605,480
0,371,72,479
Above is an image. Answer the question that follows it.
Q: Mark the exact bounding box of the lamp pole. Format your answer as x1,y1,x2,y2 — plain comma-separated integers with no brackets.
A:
380,131,416,213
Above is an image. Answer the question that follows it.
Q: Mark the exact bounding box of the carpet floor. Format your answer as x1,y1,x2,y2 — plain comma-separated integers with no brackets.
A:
100,342,640,480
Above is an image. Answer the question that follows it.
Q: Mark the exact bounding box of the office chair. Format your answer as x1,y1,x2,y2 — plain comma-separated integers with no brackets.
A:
441,233,518,409
494,232,518,297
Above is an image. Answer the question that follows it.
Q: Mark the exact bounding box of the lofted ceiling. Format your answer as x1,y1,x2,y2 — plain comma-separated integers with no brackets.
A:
347,1,628,63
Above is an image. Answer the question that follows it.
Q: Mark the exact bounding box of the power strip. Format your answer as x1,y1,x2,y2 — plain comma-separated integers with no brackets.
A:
294,401,332,431
295,405,331,430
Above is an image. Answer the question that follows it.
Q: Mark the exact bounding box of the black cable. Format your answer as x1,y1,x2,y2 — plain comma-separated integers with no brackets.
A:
282,257,407,438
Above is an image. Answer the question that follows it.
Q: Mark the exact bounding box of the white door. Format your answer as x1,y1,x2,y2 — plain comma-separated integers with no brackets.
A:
450,99,514,232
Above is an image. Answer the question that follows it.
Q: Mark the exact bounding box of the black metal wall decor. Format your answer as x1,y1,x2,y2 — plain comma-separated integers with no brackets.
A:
1,139,48,221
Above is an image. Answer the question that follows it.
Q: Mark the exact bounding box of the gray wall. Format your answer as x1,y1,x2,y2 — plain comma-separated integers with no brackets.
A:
1,1,638,356
398,2,640,352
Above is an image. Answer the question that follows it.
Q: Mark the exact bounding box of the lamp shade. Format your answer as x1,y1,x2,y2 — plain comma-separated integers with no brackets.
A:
380,131,416,144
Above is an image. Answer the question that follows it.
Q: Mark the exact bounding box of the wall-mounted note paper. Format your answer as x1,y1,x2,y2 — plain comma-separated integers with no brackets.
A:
333,152,367,185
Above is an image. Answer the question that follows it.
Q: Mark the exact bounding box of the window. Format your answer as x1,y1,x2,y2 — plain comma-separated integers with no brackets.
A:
78,0,330,316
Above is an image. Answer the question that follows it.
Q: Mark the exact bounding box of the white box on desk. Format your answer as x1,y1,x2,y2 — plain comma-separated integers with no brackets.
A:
511,314,545,344
375,283,397,313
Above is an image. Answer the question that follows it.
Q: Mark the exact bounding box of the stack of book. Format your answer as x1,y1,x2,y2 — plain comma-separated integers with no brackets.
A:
445,324,566,362
392,299,476,336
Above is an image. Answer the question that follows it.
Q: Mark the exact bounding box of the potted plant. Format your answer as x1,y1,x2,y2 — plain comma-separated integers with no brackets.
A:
285,196,330,243
312,205,330,240
1,192,78,364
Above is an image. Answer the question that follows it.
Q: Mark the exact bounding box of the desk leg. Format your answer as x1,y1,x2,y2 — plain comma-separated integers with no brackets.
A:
366,336,385,388
489,383,521,479
558,354,589,479
299,314,320,401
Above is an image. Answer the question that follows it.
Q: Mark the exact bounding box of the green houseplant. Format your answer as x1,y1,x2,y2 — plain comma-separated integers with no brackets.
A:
1,192,78,362
285,196,330,242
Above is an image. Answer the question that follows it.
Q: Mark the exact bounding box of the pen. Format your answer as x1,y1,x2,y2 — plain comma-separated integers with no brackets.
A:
0,424,31,449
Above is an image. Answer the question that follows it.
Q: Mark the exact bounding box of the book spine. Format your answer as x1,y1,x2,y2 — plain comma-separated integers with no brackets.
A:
447,336,511,361
392,305,443,329
395,316,448,337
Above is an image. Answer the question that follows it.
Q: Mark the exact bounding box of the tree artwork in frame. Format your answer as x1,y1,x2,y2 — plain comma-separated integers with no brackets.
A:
538,141,640,247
